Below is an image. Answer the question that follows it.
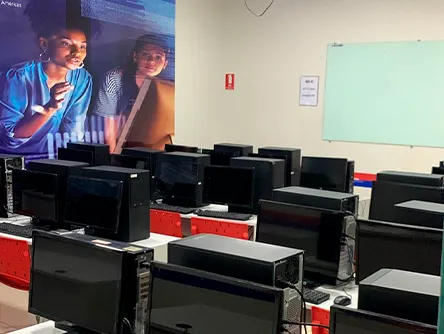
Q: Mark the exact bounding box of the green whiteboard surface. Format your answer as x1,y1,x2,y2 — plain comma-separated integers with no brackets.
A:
323,40,444,148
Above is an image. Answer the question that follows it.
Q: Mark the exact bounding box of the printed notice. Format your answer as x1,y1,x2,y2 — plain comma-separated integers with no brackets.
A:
299,76,319,107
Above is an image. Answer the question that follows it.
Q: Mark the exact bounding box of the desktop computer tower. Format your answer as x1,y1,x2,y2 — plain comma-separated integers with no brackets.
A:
214,143,253,156
231,157,285,213
121,147,165,200
273,186,359,214
0,155,24,218
258,147,301,186
377,170,444,187
156,152,211,207
77,166,151,242
346,161,355,193
27,159,89,229
359,269,440,326
67,142,110,166
168,234,304,334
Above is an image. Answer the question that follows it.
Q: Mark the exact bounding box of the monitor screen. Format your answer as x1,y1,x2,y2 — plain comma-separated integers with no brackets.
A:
330,305,437,334
300,157,348,192
369,180,444,228
203,166,254,208
257,200,344,280
165,144,199,154
12,169,58,222
155,161,199,203
356,219,442,283
110,154,148,169
149,262,282,334
58,148,93,166
65,176,123,232
30,232,123,334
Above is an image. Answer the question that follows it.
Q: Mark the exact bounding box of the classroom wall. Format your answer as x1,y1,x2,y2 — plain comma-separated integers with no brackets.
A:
175,0,444,174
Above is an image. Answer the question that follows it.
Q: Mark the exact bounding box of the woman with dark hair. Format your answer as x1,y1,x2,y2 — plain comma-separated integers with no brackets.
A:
93,34,173,152
0,0,93,157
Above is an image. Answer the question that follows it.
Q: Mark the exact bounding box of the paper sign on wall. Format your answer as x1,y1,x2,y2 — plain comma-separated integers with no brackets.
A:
299,76,319,106
225,73,235,90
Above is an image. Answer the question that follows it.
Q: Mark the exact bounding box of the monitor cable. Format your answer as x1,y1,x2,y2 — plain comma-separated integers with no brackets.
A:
123,318,135,334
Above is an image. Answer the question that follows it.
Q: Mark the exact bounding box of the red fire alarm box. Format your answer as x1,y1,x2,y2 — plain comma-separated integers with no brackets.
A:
225,73,235,90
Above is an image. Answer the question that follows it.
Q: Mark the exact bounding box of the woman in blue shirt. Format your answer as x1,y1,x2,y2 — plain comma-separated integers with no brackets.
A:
0,0,93,158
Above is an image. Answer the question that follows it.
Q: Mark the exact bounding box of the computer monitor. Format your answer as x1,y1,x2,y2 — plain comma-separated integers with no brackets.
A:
369,180,444,228
356,219,442,283
257,200,349,285
164,144,199,154
29,231,152,334
330,305,437,334
149,261,283,334
12,169,58,223
432,166,444,175
58,147,93,166
65,176,123,233
110,154,148,170
300,157,348,192
155,161,200,206
203,166,254,211
249,153,289,186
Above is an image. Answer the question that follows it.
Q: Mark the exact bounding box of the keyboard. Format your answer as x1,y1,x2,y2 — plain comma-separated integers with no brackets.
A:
150,203,196,214
196,210,252,221
303,288,330,305
0,223,36,238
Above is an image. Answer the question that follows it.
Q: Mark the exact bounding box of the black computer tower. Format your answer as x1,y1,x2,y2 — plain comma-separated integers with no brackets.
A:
258,147,301,186
359,269,439,326
156,152,211,207
77,166,151,242
346,161,355,193
214,143,253,157
168,234,304,334
67,142,110,166
121,147,165,200
27,159,89,229
231,157,285,213
0,155,24,218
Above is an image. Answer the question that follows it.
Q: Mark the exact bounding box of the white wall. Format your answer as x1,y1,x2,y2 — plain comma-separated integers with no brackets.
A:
176,0,444,174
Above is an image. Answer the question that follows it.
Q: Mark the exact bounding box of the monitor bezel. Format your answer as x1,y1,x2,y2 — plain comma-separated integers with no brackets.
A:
148,261,283,334
330,305,437,334
300,156,348,192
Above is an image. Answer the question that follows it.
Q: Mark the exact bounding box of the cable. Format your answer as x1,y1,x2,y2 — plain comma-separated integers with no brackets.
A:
282,320,330,330
343,287,353,301
278,280,307,334
122,318,134,334
244,0,275,17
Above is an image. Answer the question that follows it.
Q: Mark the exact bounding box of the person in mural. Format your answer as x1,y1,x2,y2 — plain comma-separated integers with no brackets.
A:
0,0,92,158
93,34,175,152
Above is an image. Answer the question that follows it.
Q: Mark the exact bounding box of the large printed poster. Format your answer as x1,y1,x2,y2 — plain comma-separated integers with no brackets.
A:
0,0,175,159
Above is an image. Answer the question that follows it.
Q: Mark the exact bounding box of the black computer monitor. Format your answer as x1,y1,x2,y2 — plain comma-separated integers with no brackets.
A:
249,153,289,186
58,147,93,166
110,154,148,170
201,149,240,166
164,144,199,154
155,161,200,206
12,169,58,223
432,166,444,175
300,157,348,192
356,219,442,283
65,176,123,233
203,166,254,211
29,232,124,334
257,200,348,285
149,261,283,334
330,305,437,334
369,180,444,228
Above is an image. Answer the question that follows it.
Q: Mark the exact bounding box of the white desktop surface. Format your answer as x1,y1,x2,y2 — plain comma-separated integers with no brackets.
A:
306,282,358,311
10,321,61,334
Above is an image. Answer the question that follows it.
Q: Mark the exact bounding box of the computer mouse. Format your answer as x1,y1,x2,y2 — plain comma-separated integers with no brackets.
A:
334,295,351,306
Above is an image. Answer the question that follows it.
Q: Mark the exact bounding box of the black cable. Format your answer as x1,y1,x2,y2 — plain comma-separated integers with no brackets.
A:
282,320,330,330
278,280,307,334
244,0,275,17
122,318,134,334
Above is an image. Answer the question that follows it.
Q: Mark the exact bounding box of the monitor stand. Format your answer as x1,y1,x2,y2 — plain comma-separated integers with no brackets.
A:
55,322,101,334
